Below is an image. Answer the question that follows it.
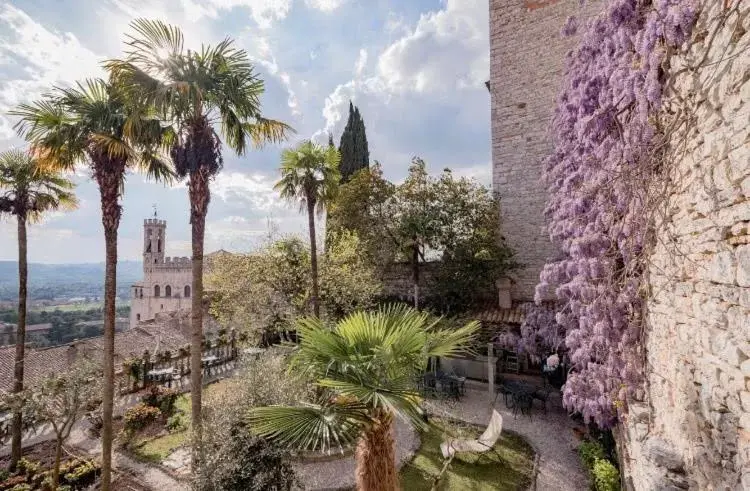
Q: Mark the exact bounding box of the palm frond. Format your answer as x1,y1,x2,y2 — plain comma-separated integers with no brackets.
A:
248,402,366,453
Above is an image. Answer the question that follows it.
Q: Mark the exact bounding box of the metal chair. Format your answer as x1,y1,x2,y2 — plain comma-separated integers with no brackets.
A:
512,393,533,419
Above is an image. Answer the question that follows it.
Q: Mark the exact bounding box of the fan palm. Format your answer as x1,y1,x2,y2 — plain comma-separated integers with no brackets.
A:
249,305,479,491
11,78,173,490
0,149,77,468
274,140,340,318
106,18,294,452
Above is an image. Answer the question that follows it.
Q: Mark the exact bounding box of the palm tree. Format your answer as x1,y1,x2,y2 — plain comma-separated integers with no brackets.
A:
249,305,479,491
275,140,340,318
0,149,77,468
106,19,293,452
11,79,173,490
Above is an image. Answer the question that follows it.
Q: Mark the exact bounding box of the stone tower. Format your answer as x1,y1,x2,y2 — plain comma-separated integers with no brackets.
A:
129,218,193,328
143,218,166,268
489,0,601,301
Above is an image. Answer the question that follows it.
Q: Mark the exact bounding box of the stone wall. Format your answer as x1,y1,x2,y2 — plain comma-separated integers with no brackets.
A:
619,2,750,489
380,261,439,301
489,0,601,301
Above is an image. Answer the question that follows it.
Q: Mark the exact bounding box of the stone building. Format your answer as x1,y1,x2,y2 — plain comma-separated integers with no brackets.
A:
129,218,192,328
490,0,750,489
489,0,601,301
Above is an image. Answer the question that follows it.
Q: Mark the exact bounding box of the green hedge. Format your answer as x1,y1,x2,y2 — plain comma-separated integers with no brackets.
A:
578,440,620,491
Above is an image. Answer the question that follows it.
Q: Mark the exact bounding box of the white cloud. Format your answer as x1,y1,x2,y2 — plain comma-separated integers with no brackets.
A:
212,171,285,212
354,48,368,77
184,0,292,28
304,0,347,13
376,0,488,94
313,0,488,141
0,4,104,140
242,36,301,116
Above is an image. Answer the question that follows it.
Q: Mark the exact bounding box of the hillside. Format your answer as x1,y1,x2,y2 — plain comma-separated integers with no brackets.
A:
0,261,143,301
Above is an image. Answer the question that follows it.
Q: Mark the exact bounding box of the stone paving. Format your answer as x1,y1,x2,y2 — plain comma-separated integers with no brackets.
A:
425,384,589,491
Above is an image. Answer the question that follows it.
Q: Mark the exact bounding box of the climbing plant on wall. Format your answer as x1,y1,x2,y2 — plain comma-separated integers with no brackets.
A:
529,0,698,427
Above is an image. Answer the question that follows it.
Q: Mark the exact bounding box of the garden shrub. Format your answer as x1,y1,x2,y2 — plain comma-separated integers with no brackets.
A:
592,458,620,491
194,422,297,491
0,475,27,491
141,386,179,416
196,352,309,490
123,403,161,432
15,459,40,477
8,483,32,491
166,413,186,433
578,439,620,491
62,460,100,487
578,440,605,470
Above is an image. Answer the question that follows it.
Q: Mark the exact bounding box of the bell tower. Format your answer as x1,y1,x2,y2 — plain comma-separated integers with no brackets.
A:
143,218,166,269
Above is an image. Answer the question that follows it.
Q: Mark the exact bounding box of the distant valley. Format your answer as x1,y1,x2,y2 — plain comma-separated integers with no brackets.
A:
0,260,143,302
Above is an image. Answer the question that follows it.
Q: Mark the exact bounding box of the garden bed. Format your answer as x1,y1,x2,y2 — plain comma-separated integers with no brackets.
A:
400,417,535,490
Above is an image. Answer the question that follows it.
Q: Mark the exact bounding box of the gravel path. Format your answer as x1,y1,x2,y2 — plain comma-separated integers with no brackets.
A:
293,417,420,491
425,385,589,491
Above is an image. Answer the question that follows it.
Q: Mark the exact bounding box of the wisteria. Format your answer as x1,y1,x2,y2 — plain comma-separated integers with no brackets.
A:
532,0,697,427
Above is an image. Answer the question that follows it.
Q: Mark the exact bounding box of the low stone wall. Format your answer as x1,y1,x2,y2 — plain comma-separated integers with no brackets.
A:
380,261,440,301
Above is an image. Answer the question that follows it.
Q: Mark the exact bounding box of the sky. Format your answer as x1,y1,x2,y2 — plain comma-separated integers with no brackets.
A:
0,0,492,263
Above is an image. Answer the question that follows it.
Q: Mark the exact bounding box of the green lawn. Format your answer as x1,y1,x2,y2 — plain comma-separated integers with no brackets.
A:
400,418,535,490
131,382,228,462
131,394,191,462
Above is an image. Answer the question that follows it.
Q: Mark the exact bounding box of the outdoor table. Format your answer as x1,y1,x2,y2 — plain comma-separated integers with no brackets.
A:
147,368,174,387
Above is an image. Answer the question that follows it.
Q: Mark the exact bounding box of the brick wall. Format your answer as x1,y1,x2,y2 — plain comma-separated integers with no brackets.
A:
489,0,601,301
619,2,750,489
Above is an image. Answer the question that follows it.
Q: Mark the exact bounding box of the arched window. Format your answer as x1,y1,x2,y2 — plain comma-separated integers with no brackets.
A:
165,285,172,297
136,314,141,321
140,289,143,299
184,285,191,298
157,239,162,253
154,285,160,297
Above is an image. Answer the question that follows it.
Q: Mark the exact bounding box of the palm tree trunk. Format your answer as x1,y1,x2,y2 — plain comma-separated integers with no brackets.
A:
307,199,320,318
355,409,399,491
189,167,210,467
96,161,123,491
10,214,27,468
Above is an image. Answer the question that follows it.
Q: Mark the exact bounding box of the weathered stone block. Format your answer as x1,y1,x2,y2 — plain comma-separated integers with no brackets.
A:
707,250,737,284
644,438,685,471
737,245,750,287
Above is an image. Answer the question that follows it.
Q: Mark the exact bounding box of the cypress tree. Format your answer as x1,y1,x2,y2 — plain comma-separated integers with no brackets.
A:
338,101,369,182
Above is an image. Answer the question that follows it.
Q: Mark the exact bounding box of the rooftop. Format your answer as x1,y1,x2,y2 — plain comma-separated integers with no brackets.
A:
0,322,190,392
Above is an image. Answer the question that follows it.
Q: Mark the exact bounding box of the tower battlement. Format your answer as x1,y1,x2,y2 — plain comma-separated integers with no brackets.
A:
144,218,167,226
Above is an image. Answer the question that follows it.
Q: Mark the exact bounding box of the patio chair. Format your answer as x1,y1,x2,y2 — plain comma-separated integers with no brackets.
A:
532,386,553,413
512,393,533,419
440,410,504,462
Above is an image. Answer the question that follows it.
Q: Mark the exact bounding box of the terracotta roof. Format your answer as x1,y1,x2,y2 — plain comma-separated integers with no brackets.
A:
0,323,190,392
470,301,558,325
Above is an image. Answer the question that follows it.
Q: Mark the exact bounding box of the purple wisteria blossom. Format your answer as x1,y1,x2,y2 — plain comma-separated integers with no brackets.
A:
532,0,697,427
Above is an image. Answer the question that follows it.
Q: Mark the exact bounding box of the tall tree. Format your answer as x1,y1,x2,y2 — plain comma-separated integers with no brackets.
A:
12,78,173,490
391,158,439,309
249,305,479,491
274,140,340,318
0,149,77,468
107,19,293,456
337,101,369,182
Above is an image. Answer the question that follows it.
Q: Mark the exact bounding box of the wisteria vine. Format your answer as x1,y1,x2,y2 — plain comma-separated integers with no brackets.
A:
529,0,697,427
